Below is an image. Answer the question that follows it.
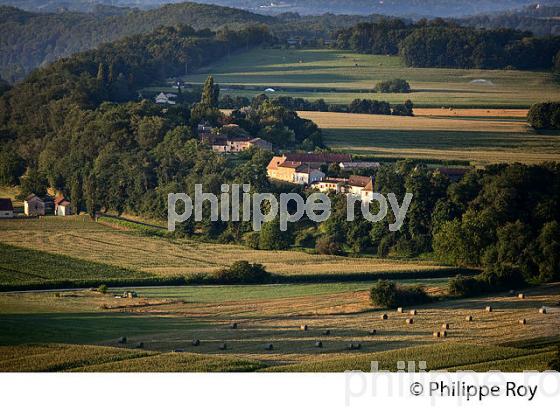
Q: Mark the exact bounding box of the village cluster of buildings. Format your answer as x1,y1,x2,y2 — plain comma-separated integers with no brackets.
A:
266,152,380,202
0,194,73,219
198,123,273,153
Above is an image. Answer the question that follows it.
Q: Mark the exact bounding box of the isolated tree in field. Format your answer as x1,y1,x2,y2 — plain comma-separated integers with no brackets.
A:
201,76,220,107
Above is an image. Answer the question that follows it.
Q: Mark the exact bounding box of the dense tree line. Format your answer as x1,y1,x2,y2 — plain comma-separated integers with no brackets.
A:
333,18,560,70
0,24,272,160
219,94,413,116
527,102,560,130
0,3,275,82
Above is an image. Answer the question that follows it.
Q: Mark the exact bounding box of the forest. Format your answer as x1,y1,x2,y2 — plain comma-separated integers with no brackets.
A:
334,18,560,69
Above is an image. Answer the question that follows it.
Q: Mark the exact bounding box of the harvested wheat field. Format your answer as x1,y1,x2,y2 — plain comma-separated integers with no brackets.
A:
0,282,558,371
299,111,560,165
0,217,450,285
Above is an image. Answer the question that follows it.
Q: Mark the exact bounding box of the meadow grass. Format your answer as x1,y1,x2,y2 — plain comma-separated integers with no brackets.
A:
176,48,560,108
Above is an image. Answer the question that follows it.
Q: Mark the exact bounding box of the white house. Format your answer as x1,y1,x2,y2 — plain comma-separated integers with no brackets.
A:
155,92,177,105
310,178,348,193
0,198,14,218
293,166,325,185
54,195,73,216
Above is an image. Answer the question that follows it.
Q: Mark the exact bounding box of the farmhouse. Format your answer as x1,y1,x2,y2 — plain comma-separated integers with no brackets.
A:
24,194,54,216
311,178,348,193
154,92,177,105
267,156,325,185
54,195,73,216
0,198,14,218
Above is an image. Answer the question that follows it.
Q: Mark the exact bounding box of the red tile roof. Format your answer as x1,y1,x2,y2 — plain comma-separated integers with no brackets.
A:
348,175,374,188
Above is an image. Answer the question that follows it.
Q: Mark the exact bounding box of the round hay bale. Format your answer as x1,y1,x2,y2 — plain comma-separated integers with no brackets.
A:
192,339,200,346
442,323,450,330
368,329,376,335
264,343,274,351
466,315,473,322
433,331,440,338
518,293,525,299
406,318,414,325
381,314,388,320
136,342,144,349
519,319,527,325
485,306,493,312
315,341,323,348
322,329,331,336
410,309,417,316
440,331,447,338
397,307,403,313
117,336,127,344
539,307,547,314
348,343,361,350
230,322,238,329
300,324,308,331
219,343,227,350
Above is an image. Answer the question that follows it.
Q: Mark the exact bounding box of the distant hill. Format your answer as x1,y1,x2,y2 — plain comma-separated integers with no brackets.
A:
0,2,275,82
458,4,560,37
2,0,559,17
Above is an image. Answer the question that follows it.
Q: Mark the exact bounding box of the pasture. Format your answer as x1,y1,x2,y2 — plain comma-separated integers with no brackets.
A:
298,111,560,165
180,48,560,108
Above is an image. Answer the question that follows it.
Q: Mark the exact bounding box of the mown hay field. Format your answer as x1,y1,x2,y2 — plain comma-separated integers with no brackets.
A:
298,111,560,165
176,48,560,108
0,216,450,287
0,282,558,370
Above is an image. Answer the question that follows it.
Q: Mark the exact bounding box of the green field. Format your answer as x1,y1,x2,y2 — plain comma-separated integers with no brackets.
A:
175,48,560,108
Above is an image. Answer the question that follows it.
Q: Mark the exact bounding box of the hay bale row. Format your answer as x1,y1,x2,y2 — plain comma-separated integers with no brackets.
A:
433,331,448,338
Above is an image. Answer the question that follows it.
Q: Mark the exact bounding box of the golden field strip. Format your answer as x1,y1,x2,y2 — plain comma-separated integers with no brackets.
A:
0,282,558,370
298,111,560,165
0,217,447,278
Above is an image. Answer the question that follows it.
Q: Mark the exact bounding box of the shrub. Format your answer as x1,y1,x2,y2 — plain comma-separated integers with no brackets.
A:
448,274,487,297
369,280,431,308
527,102,560,130
213,261,271,284
243,231,261,249
374,79,411,93
97,284,108,294
315,235,344,255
